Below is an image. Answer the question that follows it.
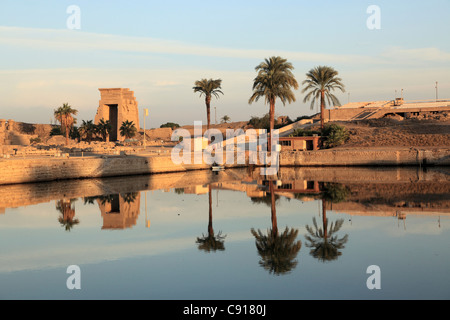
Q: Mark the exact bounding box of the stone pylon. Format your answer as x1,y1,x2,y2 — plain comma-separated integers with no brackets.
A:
94,88,140,141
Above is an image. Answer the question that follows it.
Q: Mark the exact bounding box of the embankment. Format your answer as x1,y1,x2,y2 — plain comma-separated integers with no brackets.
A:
279,147,450,167
0,147,449,185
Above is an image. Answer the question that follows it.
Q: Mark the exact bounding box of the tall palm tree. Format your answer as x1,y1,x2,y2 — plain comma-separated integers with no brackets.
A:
196,184,226,252
193,78,224,132
302,66,345,129
54,103,78,145
251,181,301,275
96,118,112,142
249,56,299,150
119,120,137,139
78,120,96,144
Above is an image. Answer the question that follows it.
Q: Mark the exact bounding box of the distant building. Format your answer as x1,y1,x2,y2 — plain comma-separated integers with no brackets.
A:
279,136,321,151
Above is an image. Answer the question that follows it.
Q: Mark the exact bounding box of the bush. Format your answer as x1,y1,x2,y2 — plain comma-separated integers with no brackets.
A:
160,122,180,129
321,182,349,203
321,124,349,148
30,137,41,144
50,126,62,136
248,114,270,130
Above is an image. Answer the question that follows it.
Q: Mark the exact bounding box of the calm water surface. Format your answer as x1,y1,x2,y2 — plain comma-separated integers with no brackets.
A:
0,167,449,300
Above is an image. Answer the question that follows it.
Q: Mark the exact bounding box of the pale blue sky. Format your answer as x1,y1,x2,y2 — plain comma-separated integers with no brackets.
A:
0,0,449,128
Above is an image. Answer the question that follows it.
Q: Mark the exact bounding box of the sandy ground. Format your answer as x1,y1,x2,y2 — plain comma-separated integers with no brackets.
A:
200,118,450,149
316,118,450,149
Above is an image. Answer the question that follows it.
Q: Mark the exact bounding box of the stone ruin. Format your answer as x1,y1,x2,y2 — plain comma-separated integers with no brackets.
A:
94,88,140,141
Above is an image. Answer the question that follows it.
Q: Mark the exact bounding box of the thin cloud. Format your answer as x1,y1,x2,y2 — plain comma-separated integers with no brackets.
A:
0,25,379,65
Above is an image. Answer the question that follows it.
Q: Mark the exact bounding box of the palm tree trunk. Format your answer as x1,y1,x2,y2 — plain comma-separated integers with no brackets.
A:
65,125,69,145
205,96,211,131
320,90,325,129
268,99,275,152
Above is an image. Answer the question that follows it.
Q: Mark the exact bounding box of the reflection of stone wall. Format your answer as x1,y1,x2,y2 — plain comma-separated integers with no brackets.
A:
98,193,141,229
94,88,140,141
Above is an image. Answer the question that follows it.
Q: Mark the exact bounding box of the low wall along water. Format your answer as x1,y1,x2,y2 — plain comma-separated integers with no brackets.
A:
0,147,449,185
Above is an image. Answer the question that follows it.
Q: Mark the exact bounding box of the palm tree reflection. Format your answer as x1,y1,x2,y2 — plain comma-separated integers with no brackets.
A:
56,199,79,231
304,183,349,262
251,181,301,275
196,184,226,252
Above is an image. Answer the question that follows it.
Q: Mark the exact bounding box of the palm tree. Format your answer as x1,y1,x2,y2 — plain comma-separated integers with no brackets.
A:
96,118,112,142
121,192,138,204
196,184,226,252
304,198,348,262
302,66,345,129
251,181,301,275
193,78,224,132
54,103,78,145
119,120,137,139
78,120,96,144
249,56,299,150
220,115,231,124
56,199,79,231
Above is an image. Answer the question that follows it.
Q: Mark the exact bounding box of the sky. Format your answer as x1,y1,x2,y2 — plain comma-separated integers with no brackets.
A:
0,0,449,128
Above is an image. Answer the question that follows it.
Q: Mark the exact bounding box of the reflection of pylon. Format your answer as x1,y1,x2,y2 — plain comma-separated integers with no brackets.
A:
145,191,150,229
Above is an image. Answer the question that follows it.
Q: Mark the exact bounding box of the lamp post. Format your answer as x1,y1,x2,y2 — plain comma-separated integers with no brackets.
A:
143,108,148,148
435,81,438,101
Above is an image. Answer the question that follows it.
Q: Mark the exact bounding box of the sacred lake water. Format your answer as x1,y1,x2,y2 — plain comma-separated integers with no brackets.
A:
0,166,449,300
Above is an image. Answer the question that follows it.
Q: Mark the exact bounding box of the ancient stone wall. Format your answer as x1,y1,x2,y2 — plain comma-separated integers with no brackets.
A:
0,119,53,146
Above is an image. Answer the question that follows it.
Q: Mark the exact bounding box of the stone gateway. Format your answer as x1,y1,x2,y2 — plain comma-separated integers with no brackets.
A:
94,88,140,141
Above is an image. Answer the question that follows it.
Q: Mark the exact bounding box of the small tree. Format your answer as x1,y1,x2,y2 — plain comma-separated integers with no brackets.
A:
78,120,96,144
96,118,112,142
220,115,231,123
119,120,137,139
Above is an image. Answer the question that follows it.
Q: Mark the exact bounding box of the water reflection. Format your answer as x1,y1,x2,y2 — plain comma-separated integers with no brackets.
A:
251,181,302,275
303,183,349,263
83,192,141,230
0,167,449,299
56,198,79,231
196,185,226,252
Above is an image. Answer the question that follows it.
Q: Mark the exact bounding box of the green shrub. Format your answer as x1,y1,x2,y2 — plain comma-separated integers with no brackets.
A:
160,122,180,129
321,182,349,203
50,126,62,136
248,114,270,130
321,124,349,148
